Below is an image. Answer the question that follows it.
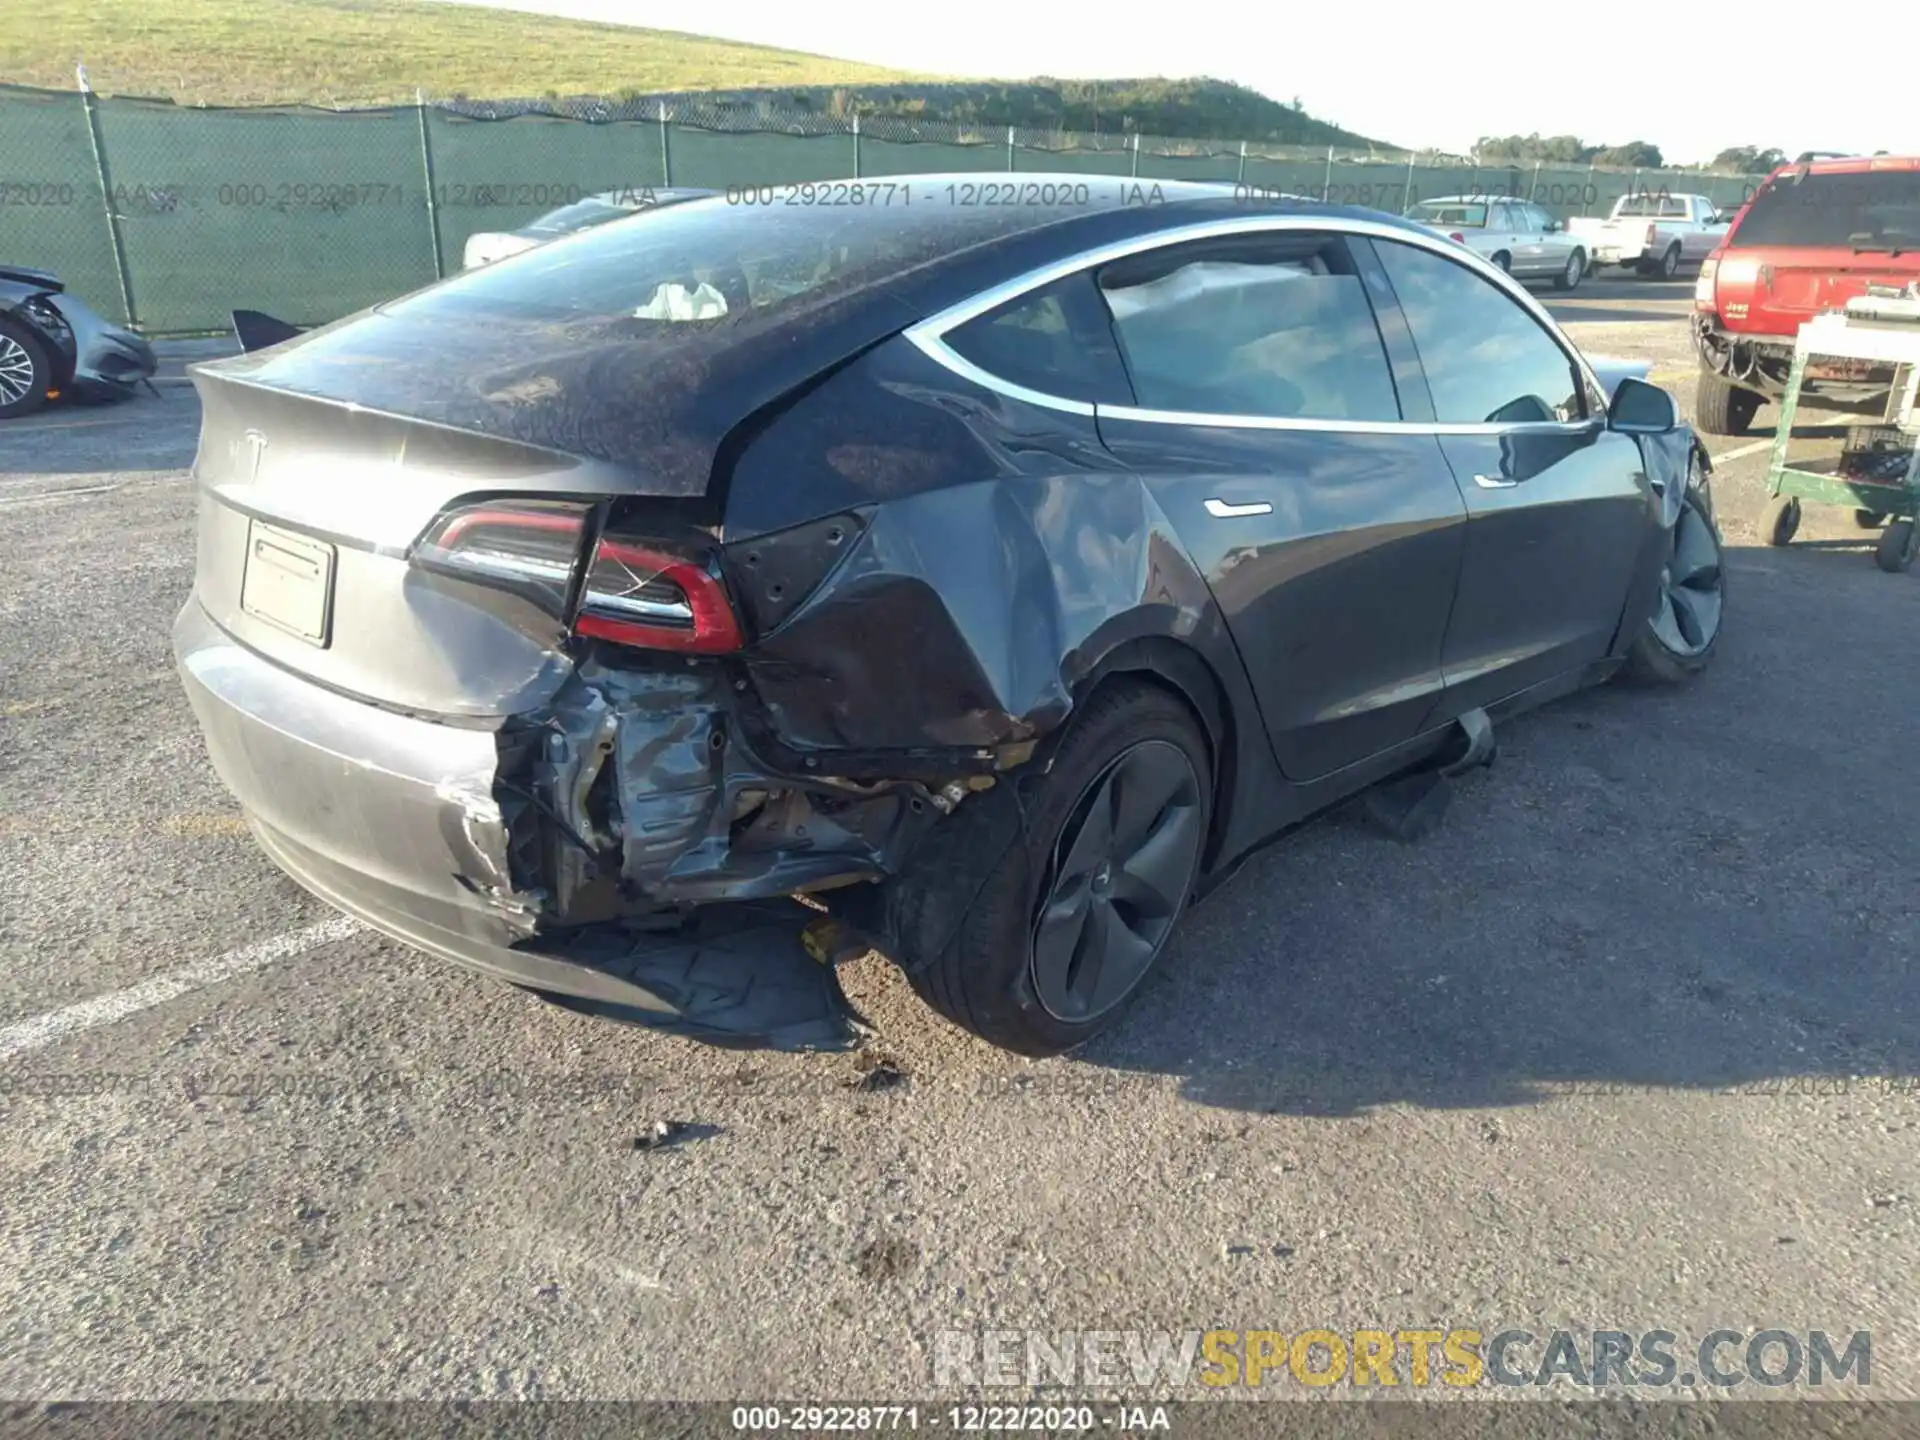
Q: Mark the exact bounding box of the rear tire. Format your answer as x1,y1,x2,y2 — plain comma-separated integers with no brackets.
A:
0,318,50,420
892,681,1211,1057
1491,251,1512,274
1695,369,1760,436
1657,243,1682,280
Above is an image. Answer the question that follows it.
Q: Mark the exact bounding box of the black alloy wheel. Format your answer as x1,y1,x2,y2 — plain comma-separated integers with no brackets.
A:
1029,740,1206,1024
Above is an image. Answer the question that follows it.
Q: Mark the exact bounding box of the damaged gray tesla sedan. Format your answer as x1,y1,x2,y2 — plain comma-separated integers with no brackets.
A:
176,178,1722,1055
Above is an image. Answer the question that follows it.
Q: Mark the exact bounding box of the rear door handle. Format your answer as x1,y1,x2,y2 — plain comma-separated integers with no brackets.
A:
1205,498,1274,518
1472,474,1519,489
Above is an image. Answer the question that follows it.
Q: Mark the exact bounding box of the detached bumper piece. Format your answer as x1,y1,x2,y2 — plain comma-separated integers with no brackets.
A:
523,900,872,1051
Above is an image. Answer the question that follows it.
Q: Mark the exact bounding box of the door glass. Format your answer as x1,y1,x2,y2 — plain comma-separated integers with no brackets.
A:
1097,247,1401,422
1374,239,1585,424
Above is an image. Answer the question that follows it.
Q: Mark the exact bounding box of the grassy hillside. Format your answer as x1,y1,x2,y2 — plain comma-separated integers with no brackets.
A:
669,79,1380,148
0,0,1380,145
0,0,923,106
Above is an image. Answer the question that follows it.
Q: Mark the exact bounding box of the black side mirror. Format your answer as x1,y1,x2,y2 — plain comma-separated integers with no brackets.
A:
1608,376,1678,434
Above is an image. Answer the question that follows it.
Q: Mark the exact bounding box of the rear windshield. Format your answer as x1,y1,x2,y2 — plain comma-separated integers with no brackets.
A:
385,191,1061,327
522,197,644,237
1615,195,1690,218
1730,169,1920,252
1408,201,1487,228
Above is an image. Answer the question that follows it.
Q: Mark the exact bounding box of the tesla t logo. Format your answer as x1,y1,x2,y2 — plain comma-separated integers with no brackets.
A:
242,429,268,482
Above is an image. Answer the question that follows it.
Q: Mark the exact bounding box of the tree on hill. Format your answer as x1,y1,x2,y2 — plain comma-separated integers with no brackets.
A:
1709,145,1787,174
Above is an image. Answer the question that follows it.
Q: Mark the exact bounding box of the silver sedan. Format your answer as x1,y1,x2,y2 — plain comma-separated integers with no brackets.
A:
1404,196,1588,290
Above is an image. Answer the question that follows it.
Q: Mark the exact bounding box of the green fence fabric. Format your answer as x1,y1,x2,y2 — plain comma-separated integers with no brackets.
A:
0,86,125,323
424,111,667,274
92,98,431,332
0,82,1774,334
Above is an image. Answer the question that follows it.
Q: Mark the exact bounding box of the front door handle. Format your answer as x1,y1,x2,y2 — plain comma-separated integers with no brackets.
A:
1472,473,1519,489
1205,498,1274,518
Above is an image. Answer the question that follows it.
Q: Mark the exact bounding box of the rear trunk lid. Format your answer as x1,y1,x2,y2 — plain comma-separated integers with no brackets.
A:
188,367,644,719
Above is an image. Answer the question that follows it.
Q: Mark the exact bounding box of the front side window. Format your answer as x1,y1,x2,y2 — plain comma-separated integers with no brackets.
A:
1095,236,1401,422
1374,239,1584,425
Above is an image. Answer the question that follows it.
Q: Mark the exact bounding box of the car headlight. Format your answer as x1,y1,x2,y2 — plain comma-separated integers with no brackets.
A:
21,297,76,354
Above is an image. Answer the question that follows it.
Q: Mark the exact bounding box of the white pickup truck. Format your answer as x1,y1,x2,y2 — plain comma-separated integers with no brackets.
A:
1567,193,1730,279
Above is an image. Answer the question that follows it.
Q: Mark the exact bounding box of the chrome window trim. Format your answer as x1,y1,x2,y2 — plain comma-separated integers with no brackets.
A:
902,213,1608,434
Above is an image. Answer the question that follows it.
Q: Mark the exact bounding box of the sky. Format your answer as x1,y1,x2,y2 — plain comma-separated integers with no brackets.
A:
447,0,1908,163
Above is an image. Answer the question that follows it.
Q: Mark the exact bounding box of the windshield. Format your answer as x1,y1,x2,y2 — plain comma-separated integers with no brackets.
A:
1730,169,1920,252
1407,201,1487,228
388,190,1052,327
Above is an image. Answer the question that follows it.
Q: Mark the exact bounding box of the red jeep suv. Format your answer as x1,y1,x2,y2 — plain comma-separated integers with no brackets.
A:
1693,155,1920,434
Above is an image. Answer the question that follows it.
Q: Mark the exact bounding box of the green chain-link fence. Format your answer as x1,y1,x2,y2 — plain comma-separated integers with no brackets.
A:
0,82,1772,334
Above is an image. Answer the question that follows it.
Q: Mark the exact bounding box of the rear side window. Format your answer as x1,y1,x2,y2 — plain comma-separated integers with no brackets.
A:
1731,169,1920,251
942,272,1134,405
1374,239,1584,425
1095,236,1402,422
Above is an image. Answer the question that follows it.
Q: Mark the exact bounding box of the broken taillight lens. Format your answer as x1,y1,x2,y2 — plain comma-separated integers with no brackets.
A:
412,499,589,615
413,499,743,653
575,536,742,653
1695,254,1719,309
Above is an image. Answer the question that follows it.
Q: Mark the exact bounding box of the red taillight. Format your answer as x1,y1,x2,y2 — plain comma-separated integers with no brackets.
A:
1694,254,1719,309
1448,231,1466,243
412,499,743,653
412,500,589,614
574,537,742,654
1645,222,1658,247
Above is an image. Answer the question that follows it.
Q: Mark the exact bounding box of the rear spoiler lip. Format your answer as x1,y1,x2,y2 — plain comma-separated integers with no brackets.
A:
232,309,307,353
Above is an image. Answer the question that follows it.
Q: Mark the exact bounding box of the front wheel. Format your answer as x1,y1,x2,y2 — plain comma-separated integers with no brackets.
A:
0,318,50,420
1623,481,1725,684
1552,248,1586,291
893,681,1211,1056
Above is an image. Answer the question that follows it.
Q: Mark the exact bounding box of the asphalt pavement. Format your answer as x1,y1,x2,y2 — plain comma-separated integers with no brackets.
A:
1,274,1916,1409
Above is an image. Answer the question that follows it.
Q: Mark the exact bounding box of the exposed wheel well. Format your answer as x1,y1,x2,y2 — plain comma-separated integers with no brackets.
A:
1068,638,1241,873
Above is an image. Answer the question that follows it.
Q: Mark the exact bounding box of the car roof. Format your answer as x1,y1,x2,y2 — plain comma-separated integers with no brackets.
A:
213,176,1455,494
1768,154,1920,178
587,185,719,207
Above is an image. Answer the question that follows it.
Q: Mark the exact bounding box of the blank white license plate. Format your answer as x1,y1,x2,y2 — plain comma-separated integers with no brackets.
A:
241,520,335,646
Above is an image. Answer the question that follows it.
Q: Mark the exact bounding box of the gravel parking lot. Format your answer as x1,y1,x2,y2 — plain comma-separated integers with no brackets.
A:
2,277,1916,1407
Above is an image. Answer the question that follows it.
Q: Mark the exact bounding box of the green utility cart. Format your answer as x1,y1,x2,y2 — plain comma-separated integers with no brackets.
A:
1760,293,1920,573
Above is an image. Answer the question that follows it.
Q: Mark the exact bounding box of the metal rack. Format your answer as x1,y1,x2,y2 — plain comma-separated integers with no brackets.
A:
1761,289,1920,573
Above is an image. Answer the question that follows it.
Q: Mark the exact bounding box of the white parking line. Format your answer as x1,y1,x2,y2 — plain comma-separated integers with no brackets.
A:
1710,438,1776,466
0,917,361,1063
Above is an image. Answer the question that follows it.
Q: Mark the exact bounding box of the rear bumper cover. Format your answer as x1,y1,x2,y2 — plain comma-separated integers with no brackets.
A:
1693,315,1897,402
173,598,869,1049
